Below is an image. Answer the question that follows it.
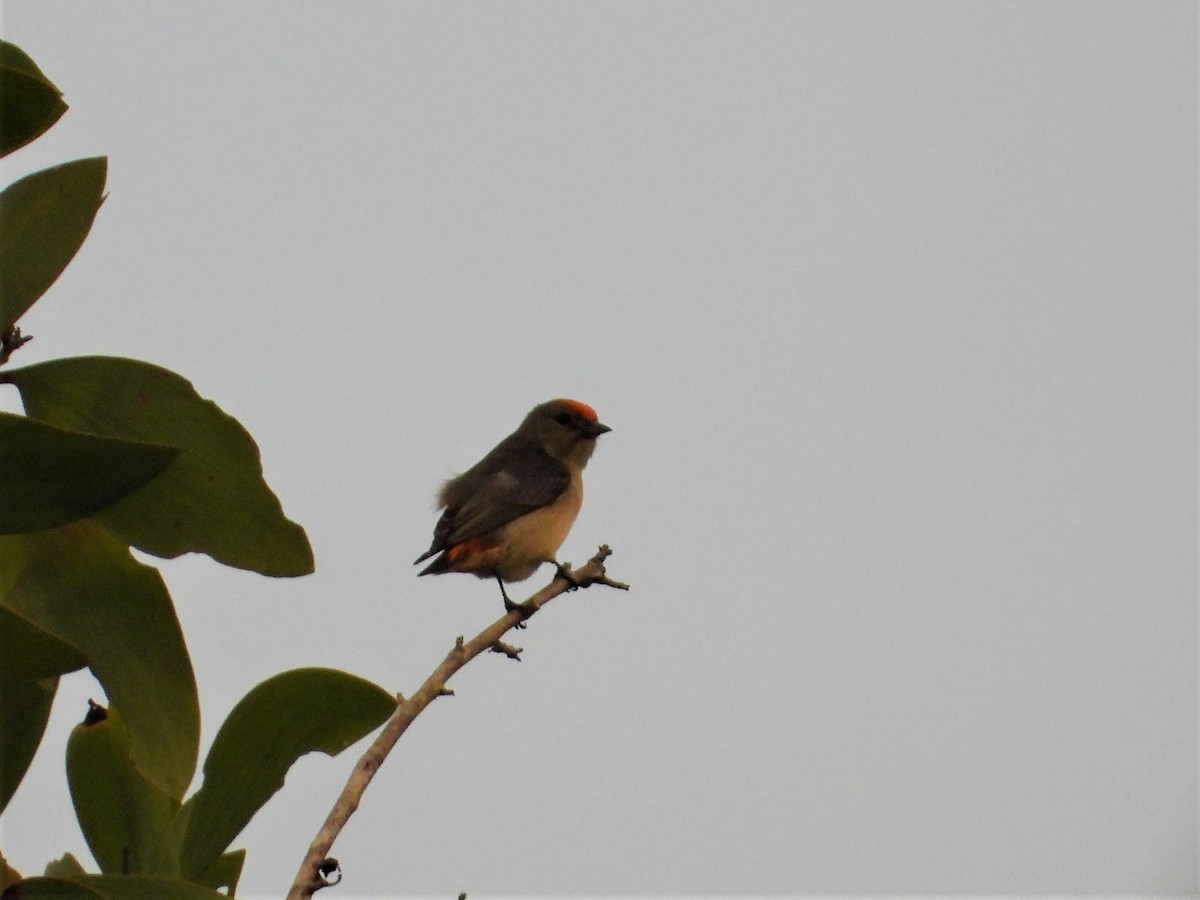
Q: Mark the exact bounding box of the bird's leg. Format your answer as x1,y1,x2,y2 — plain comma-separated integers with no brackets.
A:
553,560,581,590
499,575,533,625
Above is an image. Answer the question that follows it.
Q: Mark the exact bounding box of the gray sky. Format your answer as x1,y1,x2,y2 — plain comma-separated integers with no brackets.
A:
1,2,1196,896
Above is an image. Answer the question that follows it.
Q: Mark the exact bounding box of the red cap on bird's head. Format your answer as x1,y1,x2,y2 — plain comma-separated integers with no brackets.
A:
558,398,600,423
528,398,611,441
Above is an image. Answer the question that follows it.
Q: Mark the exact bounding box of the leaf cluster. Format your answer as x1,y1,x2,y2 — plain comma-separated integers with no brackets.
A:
0,40,395,899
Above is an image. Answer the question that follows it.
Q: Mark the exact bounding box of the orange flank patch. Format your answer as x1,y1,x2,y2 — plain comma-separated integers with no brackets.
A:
445,536,502,573
561,398,599,422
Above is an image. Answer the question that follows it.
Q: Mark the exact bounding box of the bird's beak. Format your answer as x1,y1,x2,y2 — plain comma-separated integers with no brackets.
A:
586,421,612,437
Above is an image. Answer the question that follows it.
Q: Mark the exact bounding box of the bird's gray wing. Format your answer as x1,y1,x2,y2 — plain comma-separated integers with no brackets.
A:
430,448,571,552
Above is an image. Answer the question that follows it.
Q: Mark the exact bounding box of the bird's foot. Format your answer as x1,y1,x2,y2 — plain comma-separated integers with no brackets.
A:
503,593,535,626
497,577,530,627
554,561,581,590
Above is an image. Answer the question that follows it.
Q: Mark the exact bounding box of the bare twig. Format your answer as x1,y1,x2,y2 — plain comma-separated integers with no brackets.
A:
285,545,627,899
488,639,523,660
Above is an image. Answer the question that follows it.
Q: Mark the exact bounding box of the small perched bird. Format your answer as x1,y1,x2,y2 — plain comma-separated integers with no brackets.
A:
415,398,611,611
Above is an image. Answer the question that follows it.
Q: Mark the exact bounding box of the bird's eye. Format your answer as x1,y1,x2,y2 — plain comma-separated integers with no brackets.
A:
554,412,572,425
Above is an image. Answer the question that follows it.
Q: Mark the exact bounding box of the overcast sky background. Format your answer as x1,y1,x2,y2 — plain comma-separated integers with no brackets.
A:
1,2,1196,897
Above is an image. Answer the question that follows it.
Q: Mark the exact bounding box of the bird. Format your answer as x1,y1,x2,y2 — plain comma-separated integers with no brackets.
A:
415,398,611,613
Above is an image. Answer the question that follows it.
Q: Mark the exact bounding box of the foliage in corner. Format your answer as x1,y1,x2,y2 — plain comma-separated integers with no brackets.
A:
0,39,392,897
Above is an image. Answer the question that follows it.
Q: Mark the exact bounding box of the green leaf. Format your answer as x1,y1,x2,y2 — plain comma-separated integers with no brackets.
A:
0,411,178,535
179,668,395,878
42,854,87,880
192,850,243,896
0,559,84,815
0,672,57,815
8,356,314,576
0,521,199,799
0,157,106,331
2,876,104,899
0,41,68,158
67,706,181,876
3,875,231,900
0,603,86,679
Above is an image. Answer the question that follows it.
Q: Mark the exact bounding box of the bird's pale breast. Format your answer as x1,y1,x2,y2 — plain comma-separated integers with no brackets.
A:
493,468,584,581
